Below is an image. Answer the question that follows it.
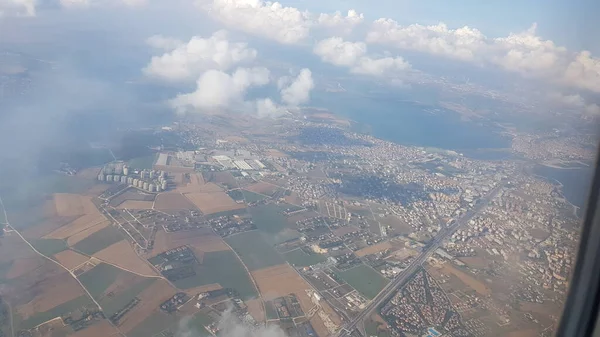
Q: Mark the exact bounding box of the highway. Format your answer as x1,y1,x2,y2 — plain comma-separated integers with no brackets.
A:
339,181,505,337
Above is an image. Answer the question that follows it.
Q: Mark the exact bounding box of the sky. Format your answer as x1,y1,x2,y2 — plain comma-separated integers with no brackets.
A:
0,0,599,123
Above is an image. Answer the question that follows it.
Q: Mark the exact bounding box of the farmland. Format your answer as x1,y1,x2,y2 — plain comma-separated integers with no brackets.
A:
125,311,179,337
117,279,177,333
16,295,94,330
31,238,68,257
184,191,245,215
248,204,289,234
284,248,327,267
169,250,257,299
251,264,315,312
72,226,125,255
44,213,107,240
78,263,156,317
154,192,197,210
334,264,389,299
8,263,92,330
53,249,89,269
150,228,229,257
94,240,158,276
225,231,284,271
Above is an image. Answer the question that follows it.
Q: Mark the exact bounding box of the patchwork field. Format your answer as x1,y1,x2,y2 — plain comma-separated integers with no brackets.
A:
22,215,80,240
78,263,155,317
169,250,258,299
334,264,389,299
17,296,94,330
4,257,46,280
246,298,265,323
251,264,314,312
244,182,281,196
68,319,120,337
31,238,68,257
53,194,99,217
66,220,111,246
117,279,177,333
355,241,393,257
150,228,229,257
10,262,91,330
283,248,327,267
225,231,284,271
248,204,289,234
53,249,89,270
72,226,126,255
176,173,222,194
93,240,158,276
44,213,107,240
109,189,155,208
154,192,198,210
184,191,245,215
116,200,155,209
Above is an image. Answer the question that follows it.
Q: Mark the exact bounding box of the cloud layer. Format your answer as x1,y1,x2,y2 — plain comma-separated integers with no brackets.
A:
144,30,257,82
170,66,270,112
366,19,600,93
314,37,410,76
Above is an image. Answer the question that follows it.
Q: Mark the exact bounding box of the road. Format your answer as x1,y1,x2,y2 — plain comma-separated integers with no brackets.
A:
339,181,505,337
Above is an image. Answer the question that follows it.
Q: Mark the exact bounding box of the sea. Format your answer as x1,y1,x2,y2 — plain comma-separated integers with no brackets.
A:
533,164,595,211
310,90,511,152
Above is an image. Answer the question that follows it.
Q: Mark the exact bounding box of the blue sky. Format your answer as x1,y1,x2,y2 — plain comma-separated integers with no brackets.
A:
282,0,599,53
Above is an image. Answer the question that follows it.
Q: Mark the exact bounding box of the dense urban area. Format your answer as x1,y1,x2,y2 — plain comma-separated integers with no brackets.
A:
0,105,591,337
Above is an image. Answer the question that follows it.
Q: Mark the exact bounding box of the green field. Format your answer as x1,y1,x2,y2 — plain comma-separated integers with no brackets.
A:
78,263,122,297
241,190,268,203
248,204,289,234
171,250,257,299
130,312,177,337
227,189,245,202
184,312,215,337
100,278,154,316
225,231,284,271
32,239,68,257
265,301,278,320
127,311,179,337
72,226,125,255
284,248,327,267
16,295,94,330
79,263,155,316
127,153,158,170
334,264,389,299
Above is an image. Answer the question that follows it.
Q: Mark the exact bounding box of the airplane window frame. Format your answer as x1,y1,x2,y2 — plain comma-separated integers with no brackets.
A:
557,144,600,337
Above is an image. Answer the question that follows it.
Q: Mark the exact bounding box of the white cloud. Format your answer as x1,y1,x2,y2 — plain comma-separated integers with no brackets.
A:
200,0,312,44
59,0,146,7
170,67,270,113
256,98,283,117
143,30,257,82
59,0,89,7
0,0,36,16
280,68,314,106
317,9,364,34
564,51,600,93
146,35,184,50
366,20,486,62
314,37,367,66
585,104,600,116
366,19,600,93
351,56,410,76
314,37,410,77
548,91,600,116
